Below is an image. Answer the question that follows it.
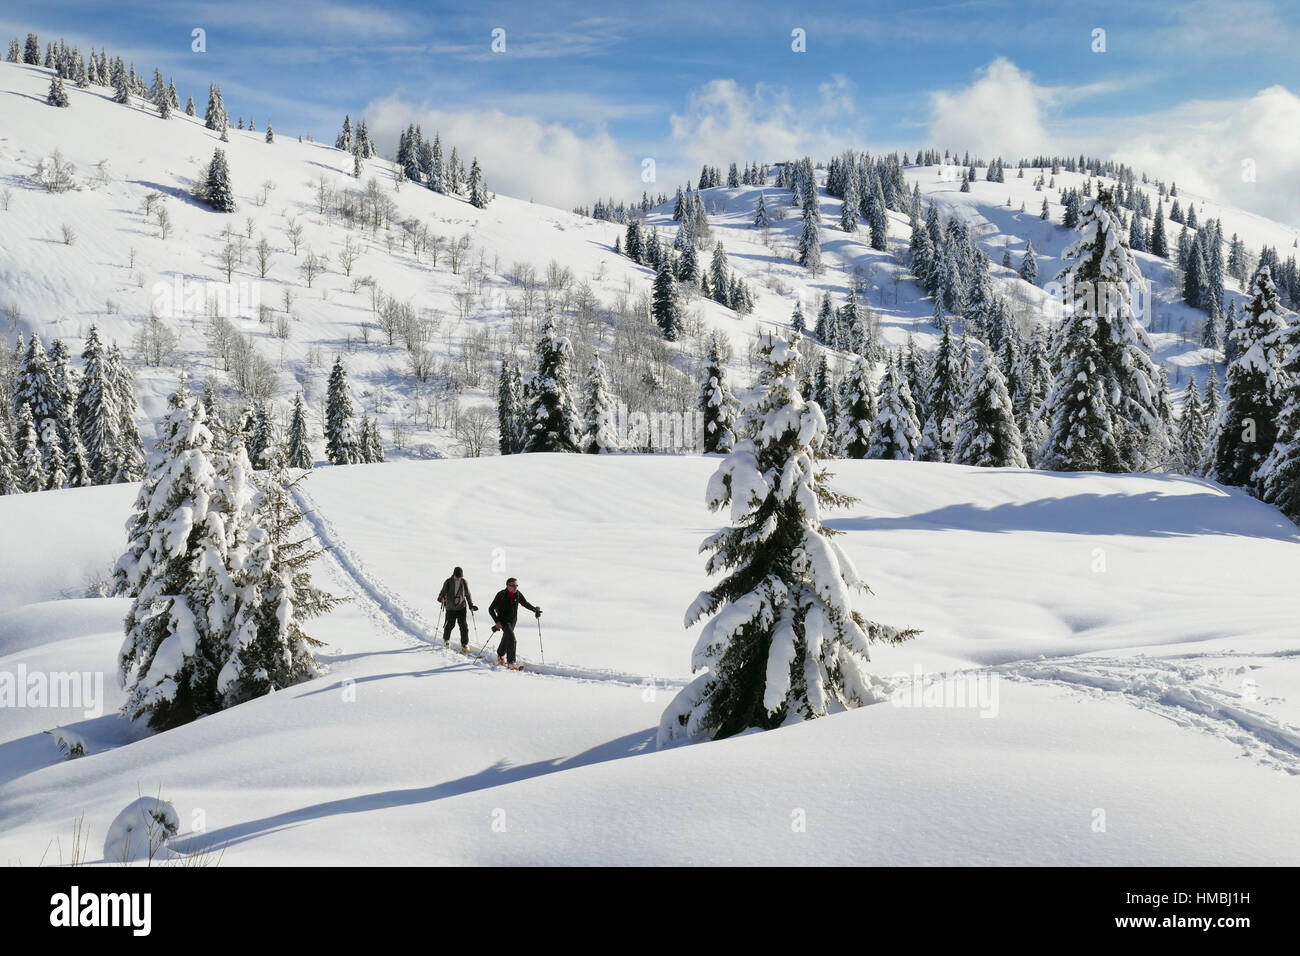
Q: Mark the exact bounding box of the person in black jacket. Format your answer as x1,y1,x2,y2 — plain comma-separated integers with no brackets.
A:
488,577,541,667
437,567,478,650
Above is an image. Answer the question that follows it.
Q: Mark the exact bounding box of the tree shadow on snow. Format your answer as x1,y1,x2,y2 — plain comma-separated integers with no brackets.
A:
160,726,658,856
825,479,1300,542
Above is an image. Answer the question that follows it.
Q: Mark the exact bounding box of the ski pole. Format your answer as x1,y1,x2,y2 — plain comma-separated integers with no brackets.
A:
476,620,496,660
536,615,545,665
434,602,444,646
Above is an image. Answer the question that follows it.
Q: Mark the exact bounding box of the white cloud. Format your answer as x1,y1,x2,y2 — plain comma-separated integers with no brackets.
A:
362,97,637,211
666,76,867,173
930,58,1300,227
928,57,1050,159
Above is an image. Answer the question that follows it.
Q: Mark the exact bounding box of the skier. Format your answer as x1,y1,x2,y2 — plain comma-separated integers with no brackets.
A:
437,567,478,651
488,577,542,668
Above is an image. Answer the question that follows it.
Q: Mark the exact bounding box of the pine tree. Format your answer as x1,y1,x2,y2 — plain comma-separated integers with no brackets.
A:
75,326,120,484
867,360,922,460
0,409,16,495
197,148,236,212
113,66,131,104
790,299,806,336
524,313,581,453
797,186,822,272
184,94,195,116
219,452,338,706
106,345,144,481
468,157,488,208
658,333,917,744
1047,187,1166,471
46,75,69,108
286,393,312,468
835,357,876,458
1178,383,1209,474
709,242,730,306
917,319,964,462
325,357,358,465
753,192,770,229
246,401,275,468
1019,241,1038,284
115,379,258,731
497,358,525,455
699,333,736,454
1212,266,1290,489
867,178,888,251
953,349,1027,467
15,405,46,493
652,259,679,340
840,171,859,233
581,357,619,454
265,122,274,144
1260,324,1300,520
203,83,227,131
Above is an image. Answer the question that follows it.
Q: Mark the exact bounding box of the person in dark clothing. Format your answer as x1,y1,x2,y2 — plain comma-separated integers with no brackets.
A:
488,577,541,666
437,567,478,650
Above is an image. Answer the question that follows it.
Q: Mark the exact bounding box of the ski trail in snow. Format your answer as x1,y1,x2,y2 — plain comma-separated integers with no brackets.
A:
293,484,687,691
994,656,1300,774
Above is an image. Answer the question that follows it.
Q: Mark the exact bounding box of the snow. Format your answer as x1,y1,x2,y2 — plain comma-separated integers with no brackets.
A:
2,455,1298,865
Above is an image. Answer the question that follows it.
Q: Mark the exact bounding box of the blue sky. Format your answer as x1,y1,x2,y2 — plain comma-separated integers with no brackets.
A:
5,0,1300,219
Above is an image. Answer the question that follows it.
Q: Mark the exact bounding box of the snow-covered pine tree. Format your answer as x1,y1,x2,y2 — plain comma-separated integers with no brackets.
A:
835,357,876,458
106,344,144,481
246,401,275,468
15,405,46,493
1019,241,1038,284
74,328,121,483
1212,265,1290,489
867,178,888,251
1178,382,1209,475
658,332,917,744
41,419,67,489
218,450,338,706
699,333,737,454
953,349,1027,468
867,359,922,460
1051,186,1166,471
12,334,62,467
184,94,195,116
116,379,258,731
1260,323,1300,521
753,192,770,229
797,185,822,272
1038,304,1120,472
468,157,488,208
265,122,273,144
497,358,525,455
790,299,806,336
197,147,236,212
524,313,581,453
363,414,385,462
917,318,964,462
46,74,69,107
150,68,169,118
113,66,130,104
203,83,227,130
652,259,679,340
286,392,312,469
581,356,619,454
0,408,16,495
325,357,359,465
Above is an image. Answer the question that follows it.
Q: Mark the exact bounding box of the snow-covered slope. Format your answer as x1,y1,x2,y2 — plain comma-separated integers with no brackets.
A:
2,456,1297,865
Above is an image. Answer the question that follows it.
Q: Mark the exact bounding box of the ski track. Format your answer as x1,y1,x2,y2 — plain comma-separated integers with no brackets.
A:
293,484,688,692
993,655,1300,774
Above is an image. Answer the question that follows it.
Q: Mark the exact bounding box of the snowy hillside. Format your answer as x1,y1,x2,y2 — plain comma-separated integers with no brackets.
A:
2,456,1298,865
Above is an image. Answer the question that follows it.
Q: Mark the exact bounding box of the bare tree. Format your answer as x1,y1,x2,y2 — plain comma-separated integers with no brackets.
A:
220,242,239,282
285,218,304,255
256,236,272,277
61,223,76,245
299,249,322,287
454,405,495,457
338,235,359,277
156,206,172,240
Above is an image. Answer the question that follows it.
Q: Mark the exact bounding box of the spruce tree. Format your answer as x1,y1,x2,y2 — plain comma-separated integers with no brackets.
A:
797,186,822,272
219,451,338,706
835,357,876,458
47,75,70,107
75,326,120,484
1260,325,1300,520
753,192,770,229
1178,383,1209,474
581,357,619,454
197,148,236,212
1049,187,1166,471
497,358,525,455
1019,241,1038,284
325,357,358,465
107,344,144,481
524,313,581,453
658,333,917,744
0,410,16,495
1212,266,1290,488
953,350,1027,468
15,405,46,493
867,360,922,460
917,319,964,462
652,259,679,340
115,379,257,731
468,158,488,208
286,393,313,469
699,333,736,454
